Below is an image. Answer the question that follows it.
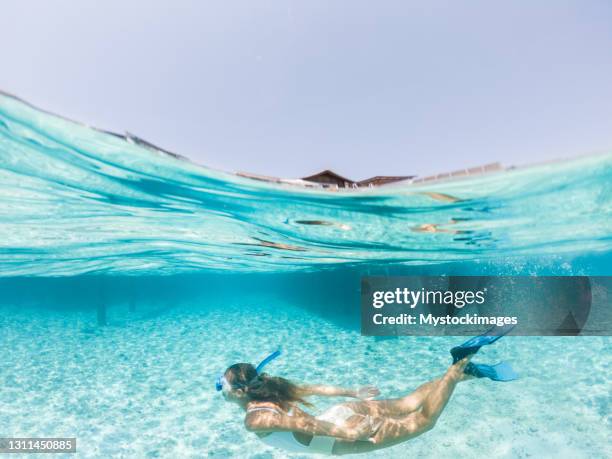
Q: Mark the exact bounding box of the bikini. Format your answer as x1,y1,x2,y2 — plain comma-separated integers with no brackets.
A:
246,404,357,455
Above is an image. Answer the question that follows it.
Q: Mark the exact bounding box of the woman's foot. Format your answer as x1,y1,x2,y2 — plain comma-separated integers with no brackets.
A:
458,370,477,382
446,355,474,382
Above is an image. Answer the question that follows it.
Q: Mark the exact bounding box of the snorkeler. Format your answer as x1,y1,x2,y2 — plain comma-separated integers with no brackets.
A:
216,326,517,455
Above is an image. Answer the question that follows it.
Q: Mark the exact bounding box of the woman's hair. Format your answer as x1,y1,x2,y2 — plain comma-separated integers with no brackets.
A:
225,363,312,409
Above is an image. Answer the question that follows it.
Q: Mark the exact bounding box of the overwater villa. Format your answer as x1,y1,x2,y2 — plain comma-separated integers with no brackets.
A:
237,163,503,190
237,169,415,189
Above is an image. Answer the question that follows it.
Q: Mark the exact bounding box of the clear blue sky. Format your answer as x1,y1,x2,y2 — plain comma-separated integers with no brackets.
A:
2,1,611,179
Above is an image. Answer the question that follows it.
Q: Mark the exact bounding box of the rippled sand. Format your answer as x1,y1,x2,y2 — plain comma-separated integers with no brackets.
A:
1,301,609,458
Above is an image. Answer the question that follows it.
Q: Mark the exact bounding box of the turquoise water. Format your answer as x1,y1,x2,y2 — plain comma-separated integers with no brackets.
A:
1,93,610,276
0,93,611,458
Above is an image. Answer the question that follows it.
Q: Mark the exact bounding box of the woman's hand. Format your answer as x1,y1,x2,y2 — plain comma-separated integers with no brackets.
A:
355,385,380,400
348,415,383,442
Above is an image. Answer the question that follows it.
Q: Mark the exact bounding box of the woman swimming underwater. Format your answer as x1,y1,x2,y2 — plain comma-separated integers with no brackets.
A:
216,326,517,455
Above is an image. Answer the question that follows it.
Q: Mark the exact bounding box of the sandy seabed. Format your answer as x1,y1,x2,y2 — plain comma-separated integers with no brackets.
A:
1,300,609,458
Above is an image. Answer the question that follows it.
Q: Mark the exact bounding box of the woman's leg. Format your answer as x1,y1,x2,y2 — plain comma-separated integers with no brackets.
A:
379,377,444,416
343,378,443,419
332,357,469,455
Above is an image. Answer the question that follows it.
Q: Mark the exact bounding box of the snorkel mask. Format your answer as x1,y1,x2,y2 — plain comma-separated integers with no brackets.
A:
215,349,282,392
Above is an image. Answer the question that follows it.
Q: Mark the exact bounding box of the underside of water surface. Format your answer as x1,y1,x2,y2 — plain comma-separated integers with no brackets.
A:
0,92,611,459
1,92,610,277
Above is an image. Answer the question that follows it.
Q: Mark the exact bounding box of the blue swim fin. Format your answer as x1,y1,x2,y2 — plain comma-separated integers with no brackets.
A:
451,324,515,363
465,362,519,381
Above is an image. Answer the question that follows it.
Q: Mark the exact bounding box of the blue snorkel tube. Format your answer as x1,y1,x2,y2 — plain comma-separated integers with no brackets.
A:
255,349,282,373
215,349,282,392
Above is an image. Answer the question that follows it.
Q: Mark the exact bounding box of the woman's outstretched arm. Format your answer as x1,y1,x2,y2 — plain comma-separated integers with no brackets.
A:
300,384,380,400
